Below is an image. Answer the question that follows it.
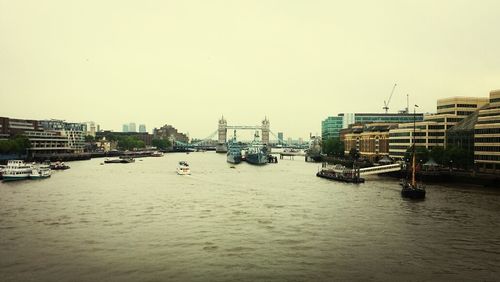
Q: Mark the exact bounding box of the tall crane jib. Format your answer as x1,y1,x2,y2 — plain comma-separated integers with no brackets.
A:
383,83,397,113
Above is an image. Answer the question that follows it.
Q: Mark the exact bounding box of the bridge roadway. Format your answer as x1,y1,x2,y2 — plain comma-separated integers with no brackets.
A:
359,164,402,176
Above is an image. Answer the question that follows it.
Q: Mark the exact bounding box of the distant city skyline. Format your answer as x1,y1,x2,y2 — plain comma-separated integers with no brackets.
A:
1,1,499,139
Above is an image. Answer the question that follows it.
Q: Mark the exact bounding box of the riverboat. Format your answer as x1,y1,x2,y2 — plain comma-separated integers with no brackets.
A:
177,161,191,175
51,161,70,170
30,164,52,179
2,160,33,182
151,151,164,157
316,164,365,183
104,157,135,164
0,165,6,179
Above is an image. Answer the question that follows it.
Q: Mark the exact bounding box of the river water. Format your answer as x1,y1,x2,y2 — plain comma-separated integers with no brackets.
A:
1,152,499,281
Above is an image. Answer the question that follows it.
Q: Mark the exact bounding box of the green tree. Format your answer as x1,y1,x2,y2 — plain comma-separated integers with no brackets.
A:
445,146,469,169
404,146,429,164
85,135,95,142
0,135,30,154
429,146,446,165
322,138,344,157
0,140,12,154
117,136,145,150
349,148,360,160
152,138,171,150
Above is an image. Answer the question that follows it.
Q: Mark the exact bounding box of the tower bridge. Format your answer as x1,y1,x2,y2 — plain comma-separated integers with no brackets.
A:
172,116,292,151
216,116,270,153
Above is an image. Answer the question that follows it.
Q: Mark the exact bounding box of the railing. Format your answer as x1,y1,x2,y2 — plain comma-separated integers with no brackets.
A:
359,164,402,176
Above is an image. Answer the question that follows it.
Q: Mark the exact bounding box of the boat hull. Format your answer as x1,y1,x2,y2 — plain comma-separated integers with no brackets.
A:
177,169,191,175
401,186,426,199
316,171,365,183
29,175,51,179
245,153,268,165
2,175,30,182
104,158,134,164
227,155,242,164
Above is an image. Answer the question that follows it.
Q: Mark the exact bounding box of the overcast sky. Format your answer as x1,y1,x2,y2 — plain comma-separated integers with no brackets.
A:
1,0,499,139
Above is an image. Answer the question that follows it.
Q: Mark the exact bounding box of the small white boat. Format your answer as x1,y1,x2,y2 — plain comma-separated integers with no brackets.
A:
0,165,6,179
29,164,52,179
2,160,33,182
177,161,191,175
151,151,163,157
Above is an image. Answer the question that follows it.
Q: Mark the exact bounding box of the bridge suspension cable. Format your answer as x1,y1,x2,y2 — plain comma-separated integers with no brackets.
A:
174,130,218,147
269,130,289,145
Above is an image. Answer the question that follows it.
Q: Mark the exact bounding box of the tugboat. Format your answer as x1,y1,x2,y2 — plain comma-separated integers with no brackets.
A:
227,130,243,164
2,160,33,182
177,161,191,175
401,105,426,199
316,163,365,183
245,131,268,165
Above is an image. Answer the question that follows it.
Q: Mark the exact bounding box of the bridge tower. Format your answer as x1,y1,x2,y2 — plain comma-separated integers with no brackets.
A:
216,116,228,153
261,117,270,145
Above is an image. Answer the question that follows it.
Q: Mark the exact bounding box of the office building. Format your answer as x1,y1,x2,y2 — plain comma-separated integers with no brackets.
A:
447,109,485,169
277,132,284,144
389,96,489,160
85,121,97,137
343,123,398,161
24,130,72,155
39,120,87,153
139,124,146,133
153,124,189,144
321,116,343,140
128,122,136,133
122,124,129,132
322,113,424,140
474,90,500,173
339,113,424,128
0,117,40,138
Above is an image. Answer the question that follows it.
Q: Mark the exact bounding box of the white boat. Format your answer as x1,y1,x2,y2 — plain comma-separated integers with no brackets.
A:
30,164,52,179
177,161,191,175
151,151,164,157
0,165,6,179
2,160,33,182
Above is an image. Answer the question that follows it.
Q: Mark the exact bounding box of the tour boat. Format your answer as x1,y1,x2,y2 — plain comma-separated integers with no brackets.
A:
177,161,191,175
29,164,52,179
2,160,33,182
0,165,6,179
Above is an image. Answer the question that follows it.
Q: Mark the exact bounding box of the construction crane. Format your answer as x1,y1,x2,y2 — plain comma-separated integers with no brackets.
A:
383,83,397,113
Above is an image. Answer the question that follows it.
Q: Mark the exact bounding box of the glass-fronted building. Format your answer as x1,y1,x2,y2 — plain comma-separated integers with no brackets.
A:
339,113,424,126
474,90,500,173
322,113,424,141
39,119,87,153
321,116,343,140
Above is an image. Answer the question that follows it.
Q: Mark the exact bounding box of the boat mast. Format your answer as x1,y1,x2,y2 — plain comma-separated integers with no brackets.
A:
412,105,418,186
